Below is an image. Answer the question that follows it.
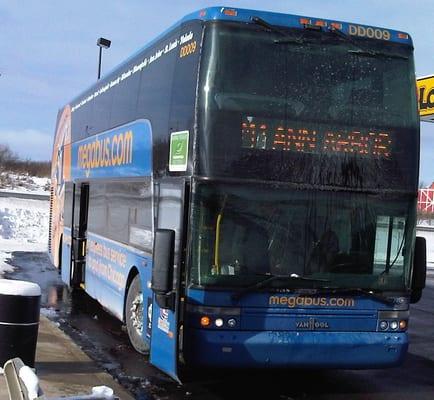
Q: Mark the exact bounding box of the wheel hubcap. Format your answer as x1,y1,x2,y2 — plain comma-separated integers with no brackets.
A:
130,292,143,335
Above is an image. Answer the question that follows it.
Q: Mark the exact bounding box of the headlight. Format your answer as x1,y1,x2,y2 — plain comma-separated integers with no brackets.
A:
215,318,224,327
227,318,237,328
390,321,399,330
379,321,389,330
378,310,409,332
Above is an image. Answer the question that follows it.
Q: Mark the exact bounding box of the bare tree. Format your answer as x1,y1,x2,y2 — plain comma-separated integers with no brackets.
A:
0,144,18,170
0,143,50,177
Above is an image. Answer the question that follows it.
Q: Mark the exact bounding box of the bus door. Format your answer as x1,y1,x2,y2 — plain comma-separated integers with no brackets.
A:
71,183,89,287
61,182,75,285
150,181,188,382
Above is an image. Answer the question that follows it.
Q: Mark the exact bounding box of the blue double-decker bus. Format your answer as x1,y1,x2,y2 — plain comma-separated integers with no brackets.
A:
49,7,426,381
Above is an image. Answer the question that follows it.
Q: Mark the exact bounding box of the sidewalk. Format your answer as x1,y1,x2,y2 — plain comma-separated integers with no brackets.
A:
0,316,134,400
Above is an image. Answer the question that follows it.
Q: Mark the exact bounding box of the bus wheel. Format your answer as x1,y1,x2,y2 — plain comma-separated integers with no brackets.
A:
126,275,149,354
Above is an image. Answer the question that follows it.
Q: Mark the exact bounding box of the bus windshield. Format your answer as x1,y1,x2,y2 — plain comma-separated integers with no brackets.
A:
189,181,415,291
197,22,418,191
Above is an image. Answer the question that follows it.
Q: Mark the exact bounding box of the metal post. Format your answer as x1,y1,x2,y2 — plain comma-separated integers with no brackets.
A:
97,46,102,80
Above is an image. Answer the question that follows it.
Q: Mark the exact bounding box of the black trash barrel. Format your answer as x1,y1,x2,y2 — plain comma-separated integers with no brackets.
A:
0,279,41,368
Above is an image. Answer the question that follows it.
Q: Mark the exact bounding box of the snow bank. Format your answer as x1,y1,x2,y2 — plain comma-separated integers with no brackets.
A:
0,197,48,243
0,196,49,276
0,172,50,196
40,307,58,318
0,251,14,275
416,227,434,267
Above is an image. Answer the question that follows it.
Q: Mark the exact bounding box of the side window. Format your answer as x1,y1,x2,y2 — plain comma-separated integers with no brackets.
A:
110,61,141,128
63,182,74,228
88,182,107,236
129,180,153,252
87,180,152,251
106,182,130,244
373,216,405,270
136,29,180,176
90,89,113,136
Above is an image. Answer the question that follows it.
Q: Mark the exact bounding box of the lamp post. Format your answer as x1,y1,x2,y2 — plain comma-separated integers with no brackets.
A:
97,37,111,80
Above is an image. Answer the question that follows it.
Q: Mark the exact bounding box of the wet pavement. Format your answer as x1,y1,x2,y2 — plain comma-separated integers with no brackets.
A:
5,251,434,400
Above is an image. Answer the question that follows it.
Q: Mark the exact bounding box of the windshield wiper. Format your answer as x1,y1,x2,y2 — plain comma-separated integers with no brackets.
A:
322,287,395,305
328,27,408,60
232,274,330,301
251,16,305,45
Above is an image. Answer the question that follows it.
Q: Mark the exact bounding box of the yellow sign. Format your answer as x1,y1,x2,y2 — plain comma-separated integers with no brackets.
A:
418,75,434,122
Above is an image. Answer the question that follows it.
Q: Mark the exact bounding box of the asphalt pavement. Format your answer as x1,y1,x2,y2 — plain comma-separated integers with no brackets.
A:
0,316,134,400
0,190,49,201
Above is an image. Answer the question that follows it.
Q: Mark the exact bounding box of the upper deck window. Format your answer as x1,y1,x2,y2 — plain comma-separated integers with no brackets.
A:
196,22,418,190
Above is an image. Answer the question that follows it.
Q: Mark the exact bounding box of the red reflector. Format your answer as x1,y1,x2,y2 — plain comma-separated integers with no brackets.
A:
330,22,342,29
300,18,311,25
199,10,206,17
398,32,409,39
315,20,327,27
223,8,237,16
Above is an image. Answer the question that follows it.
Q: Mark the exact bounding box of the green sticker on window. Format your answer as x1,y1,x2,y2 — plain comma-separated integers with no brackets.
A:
169,130,189,172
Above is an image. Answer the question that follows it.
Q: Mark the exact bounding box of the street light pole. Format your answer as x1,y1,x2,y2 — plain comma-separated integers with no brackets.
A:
97,37,111,80
97,46,103,80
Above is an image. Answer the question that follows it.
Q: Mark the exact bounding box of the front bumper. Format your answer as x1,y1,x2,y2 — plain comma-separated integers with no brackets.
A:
184,329,408,368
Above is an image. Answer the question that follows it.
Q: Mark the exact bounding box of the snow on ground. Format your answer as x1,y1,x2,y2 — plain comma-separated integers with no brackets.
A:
0,173,50,276
0,251,13,275
0,172,50,195
40,307,59,318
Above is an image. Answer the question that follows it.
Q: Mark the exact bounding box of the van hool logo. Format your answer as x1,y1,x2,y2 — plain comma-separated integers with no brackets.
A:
295,318,329,330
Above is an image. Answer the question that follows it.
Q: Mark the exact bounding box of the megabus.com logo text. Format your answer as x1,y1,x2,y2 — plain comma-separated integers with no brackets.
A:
77,130,133,172
269,295,355,308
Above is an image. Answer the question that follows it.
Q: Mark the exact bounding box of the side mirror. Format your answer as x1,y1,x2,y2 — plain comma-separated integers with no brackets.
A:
151,229,175,310
410,236,427,304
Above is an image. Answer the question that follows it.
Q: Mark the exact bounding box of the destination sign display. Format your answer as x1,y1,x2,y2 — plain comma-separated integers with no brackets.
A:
241,116,392,158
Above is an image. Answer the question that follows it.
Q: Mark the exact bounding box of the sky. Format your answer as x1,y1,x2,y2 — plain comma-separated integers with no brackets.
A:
0,1,433,183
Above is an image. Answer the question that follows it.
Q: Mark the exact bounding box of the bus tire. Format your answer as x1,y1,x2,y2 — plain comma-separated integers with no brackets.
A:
126,275,149,354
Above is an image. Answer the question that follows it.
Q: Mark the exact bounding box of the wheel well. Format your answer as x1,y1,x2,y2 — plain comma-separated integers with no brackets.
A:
124,267,139,323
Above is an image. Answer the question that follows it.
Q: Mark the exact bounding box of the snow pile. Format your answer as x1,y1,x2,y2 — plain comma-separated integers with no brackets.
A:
40,307,59,318
0,251,13,275
0,174,50,275
0,198,48,243
0,172,50,195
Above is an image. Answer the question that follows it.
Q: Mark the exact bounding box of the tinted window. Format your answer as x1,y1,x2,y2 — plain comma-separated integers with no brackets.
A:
87,182,107,235
63,182,74,228
190,181,415,291
70,30,180,146
110,59,141,127
197,22,419,191
88,180,153,252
